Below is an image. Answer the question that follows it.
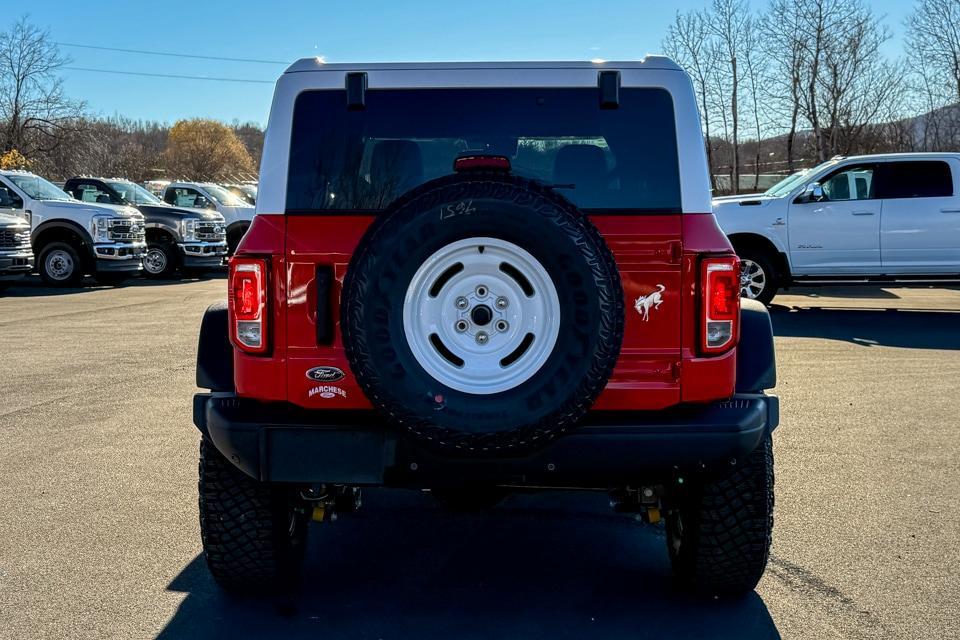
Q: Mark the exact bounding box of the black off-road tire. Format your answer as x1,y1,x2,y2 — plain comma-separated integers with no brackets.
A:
37,241,84,287
341,172,624,455
736,247,779,306
666,434,775,597
198,438,308,592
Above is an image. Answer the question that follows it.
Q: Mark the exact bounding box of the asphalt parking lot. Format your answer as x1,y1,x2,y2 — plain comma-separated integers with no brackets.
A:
1,276,958,639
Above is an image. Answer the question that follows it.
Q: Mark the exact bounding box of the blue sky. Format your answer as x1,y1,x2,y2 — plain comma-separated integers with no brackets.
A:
16,0,913,126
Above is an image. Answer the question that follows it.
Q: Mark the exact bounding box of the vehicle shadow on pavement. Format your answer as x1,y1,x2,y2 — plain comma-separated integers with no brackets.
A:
158,490,779,639
2,272,225,297
770,306,960,350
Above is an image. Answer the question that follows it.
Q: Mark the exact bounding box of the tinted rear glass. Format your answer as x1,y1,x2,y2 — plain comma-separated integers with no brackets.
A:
877,161,953,199
286,87,681,213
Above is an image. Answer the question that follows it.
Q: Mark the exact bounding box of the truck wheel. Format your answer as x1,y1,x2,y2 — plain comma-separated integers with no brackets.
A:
38,242,83,287
143,239,179,278
198,438,308,592
737,250,778,305
666,435,774,597
341,173,624,455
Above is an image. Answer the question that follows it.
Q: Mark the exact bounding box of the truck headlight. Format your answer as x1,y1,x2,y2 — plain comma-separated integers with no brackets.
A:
181,219,198,242
92,215,112,242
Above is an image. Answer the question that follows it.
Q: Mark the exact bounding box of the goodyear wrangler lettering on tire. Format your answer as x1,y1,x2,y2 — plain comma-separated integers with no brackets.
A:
340,173,624,455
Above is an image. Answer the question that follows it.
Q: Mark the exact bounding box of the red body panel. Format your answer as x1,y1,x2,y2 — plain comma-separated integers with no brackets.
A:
233,215,287,401
679,214,738,402
233,211,737,410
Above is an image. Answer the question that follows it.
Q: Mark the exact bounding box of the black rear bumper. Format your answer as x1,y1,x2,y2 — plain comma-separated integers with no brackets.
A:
193,393,779,488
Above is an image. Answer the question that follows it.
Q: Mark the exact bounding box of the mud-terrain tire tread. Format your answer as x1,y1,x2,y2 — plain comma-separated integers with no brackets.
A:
341,172,623,454
668,435,774,596
198,438,306,592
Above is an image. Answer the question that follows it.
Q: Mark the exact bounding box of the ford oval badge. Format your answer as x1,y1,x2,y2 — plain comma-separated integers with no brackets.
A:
306,366,346,382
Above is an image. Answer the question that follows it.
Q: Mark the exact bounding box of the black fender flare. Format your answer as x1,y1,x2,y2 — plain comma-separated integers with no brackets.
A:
226,220,250,237
31,220,97,263
196,301,234,392
144,221,182,243
736,299,777,393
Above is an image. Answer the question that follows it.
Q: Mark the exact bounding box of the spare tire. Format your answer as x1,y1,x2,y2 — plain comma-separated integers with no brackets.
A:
341,173,623,454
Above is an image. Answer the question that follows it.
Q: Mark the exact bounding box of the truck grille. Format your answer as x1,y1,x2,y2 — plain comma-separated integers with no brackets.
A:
109,222,145,242
0,228,30,249
195,221,226,242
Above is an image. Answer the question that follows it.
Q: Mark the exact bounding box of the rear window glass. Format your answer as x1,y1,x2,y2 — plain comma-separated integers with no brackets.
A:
286,87,681,213
877,161,953,199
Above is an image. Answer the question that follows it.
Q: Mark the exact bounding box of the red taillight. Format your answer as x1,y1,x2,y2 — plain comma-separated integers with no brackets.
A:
229,258,268,354
700,256,740,354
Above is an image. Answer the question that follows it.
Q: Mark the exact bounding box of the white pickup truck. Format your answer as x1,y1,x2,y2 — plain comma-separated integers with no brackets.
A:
0,170,145,286
713,153,960,303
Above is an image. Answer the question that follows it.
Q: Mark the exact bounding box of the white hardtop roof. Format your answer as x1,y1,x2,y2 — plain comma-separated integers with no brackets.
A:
284,57,681,74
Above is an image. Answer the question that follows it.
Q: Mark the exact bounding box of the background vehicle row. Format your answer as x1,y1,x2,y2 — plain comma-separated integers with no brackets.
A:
0,170,145,286
64,177,228,278
0,170,228,286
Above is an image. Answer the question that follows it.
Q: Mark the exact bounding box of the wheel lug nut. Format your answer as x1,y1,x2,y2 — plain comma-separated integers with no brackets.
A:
495,320,508,332
455,320,469,333
476,286,488,298
495,297,508,309
476,332,489,345
455,296,469,309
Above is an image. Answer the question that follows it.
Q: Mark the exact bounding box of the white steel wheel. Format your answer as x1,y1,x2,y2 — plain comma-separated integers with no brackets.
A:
740,259,767,299
402,237,561,395
45,249,75,281
143,247,168,275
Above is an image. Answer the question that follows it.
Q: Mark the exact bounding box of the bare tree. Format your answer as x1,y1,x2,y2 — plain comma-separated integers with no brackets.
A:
759,0,808,171
664,10,720,189
815,9,903,157
0,16,85,160
906,0,960,150
742,19,767,190
231,121,265,173
710,40,733,188
710,0,752,193
907,0,960,103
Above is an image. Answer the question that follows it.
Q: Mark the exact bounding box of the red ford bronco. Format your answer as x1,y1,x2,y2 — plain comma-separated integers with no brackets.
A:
193,59,779,596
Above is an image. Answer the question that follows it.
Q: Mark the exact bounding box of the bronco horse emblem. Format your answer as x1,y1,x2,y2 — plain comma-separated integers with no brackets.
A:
634,284,666,321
